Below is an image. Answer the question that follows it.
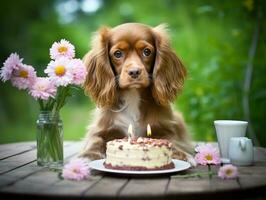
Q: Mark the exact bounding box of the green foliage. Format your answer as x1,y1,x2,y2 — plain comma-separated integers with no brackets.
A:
0,0,265,146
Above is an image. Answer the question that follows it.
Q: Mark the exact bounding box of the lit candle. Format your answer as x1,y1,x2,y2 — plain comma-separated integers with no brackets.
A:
128,124,133,142
147,124,152,137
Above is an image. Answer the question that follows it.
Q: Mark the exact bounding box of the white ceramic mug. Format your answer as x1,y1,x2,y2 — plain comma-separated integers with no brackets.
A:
229,137,253,166
214,120,248,163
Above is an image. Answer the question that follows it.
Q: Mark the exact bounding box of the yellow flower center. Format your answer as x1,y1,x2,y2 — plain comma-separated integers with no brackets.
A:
72,167,80,173
205,154,213,161
58,46,68,53
225,169,232,176
19,70,28,78
55,65,66,76
37,84,45,91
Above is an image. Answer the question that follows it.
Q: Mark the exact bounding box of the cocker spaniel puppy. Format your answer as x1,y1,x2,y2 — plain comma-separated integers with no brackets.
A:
81,23,195,165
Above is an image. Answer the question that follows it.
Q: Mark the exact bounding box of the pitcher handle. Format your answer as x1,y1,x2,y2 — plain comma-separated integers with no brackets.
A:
239,138,246,151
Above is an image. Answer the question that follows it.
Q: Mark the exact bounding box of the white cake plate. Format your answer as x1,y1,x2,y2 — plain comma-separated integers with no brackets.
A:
89,159,191,175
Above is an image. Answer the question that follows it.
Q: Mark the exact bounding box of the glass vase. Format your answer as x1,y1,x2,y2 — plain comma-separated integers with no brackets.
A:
36,111,64,169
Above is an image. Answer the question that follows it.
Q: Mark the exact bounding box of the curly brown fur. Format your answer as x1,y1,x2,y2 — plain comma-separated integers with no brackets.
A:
81,23,195,166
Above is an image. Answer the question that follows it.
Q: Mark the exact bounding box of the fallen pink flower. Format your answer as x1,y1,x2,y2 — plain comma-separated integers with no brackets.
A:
62,158,90,181
218,164,238,179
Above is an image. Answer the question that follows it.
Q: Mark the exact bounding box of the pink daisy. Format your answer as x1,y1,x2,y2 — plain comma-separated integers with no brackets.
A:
29,77,57,100
70,59,87,85
218,164,238,179
45,57,73,86
49,39,75,60
195,144,221,165
10,64,37,90
62,158,90,181
1,53,23,81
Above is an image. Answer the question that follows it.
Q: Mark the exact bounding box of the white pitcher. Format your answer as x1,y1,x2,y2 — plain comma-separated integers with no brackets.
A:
229,137,254,166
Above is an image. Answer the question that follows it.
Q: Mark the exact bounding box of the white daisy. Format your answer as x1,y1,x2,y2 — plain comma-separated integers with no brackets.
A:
10,64,37,90
49,39,75,60
0,53,23,81
29,77,57,100
45,57,74,86
70,59,87,85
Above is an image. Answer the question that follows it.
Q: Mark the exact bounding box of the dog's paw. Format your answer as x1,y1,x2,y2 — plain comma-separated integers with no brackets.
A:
78,149,104,161
172,149,187,161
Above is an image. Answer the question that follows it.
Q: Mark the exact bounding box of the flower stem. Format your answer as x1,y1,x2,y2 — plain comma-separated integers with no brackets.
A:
172,171,214,179
208,164,213,179
38,99,45,110
55,86,71,112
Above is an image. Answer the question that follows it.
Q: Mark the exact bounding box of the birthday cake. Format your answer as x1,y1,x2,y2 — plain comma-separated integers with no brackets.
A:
104,137,174,170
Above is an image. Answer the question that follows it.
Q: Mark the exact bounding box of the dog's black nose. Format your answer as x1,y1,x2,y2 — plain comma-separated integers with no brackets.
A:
128,68,141,79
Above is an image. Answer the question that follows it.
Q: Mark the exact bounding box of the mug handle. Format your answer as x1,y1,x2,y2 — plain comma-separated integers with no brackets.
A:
239,138,246,151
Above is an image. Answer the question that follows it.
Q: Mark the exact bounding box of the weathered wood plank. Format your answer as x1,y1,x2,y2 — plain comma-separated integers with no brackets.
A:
119,177,169,197
0,141,74,160
238,165,266,176
83,176,128,197
43,176,103,196
0,141,77,175
167,177,210,194
0,149,37,175
0,142,266,199
0,142,34,151
210,176,240,190
0,161,41,188
0,141,82,189
167,165,212,195
167,176,241,200
238,165,266,189
0,142,36,160
0,176,18,188
0,141,99,196
238,176,266,189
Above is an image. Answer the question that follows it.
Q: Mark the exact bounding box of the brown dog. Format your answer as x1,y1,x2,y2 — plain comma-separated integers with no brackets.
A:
81,23,195,165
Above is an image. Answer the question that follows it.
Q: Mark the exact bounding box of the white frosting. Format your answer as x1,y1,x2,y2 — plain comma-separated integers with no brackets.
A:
105,139,173,168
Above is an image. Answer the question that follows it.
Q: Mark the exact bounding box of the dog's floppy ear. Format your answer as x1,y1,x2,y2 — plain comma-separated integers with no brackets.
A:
151,24,186,106
83,26,117,108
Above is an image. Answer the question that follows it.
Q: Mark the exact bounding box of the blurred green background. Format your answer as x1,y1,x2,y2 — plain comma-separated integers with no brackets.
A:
0,0,265,146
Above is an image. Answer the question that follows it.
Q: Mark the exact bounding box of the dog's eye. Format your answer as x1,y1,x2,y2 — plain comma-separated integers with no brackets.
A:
143,48,151,57
114,50,123,58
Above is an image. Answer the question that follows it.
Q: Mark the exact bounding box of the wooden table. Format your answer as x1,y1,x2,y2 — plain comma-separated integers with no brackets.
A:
0,141,266,200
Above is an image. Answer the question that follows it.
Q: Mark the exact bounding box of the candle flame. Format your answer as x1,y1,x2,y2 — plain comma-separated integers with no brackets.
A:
147,124,152,137
128,124,133,137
